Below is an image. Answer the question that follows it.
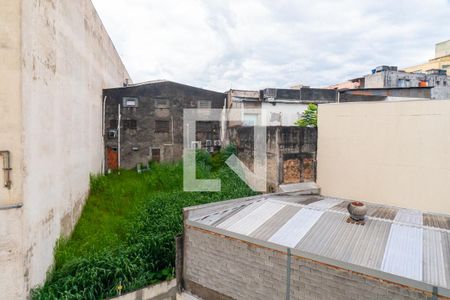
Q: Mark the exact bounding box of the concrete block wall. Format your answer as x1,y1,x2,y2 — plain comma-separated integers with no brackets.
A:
183,226,440,300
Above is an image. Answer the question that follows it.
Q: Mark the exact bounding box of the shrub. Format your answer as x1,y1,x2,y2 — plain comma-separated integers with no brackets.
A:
295,103,318,127
32,147,255,299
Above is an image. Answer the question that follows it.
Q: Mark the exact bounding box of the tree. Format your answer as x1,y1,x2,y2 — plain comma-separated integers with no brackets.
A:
295,104,318,127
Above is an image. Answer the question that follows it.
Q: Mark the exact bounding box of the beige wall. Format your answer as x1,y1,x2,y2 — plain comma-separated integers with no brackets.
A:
0,1,25,298
317,100,450,215
0,0,130,298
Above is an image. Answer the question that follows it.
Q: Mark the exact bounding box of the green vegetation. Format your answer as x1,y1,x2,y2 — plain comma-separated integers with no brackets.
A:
32,146,257,300
295,103,318,127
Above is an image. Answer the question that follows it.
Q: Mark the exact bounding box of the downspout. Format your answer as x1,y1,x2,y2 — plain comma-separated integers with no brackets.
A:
0,151,12,189
102,96,107,174
117,103,121,170
171,116,174,145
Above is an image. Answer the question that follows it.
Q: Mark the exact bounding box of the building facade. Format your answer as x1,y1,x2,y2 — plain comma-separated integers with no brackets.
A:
0,0,129,298
404,40,450,75
103,81,226,170
363,67,449,100
227,87,338,127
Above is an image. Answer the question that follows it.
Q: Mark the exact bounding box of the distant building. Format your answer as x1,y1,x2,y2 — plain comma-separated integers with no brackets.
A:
340,87,432,100
325,77,364,90
404,40,450,75
363,66,448,100
227,87,338,127
103,81,226,170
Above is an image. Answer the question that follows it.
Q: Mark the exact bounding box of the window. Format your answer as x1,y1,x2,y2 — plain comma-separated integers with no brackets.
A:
196,121,212,132
397,79,411,87
155,99,169,108
197,100,211,109
123,97,138,107
123,119,137,130
243,113,258,126
109,119,118,128
155,120,170,133
270,112,281,122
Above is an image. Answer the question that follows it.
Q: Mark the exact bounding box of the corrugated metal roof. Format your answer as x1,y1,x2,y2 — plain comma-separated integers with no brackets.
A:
191,195,450,290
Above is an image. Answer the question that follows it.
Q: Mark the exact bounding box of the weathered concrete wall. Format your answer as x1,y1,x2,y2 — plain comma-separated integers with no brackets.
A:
317,100,450,215
227,126,317,191
364,71,449,100
183,226,437,300
0,0,130,298
260,102,308,126
0,1,26,298
104,82,226,169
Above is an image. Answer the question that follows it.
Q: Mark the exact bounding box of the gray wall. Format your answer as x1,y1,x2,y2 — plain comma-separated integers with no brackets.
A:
183,226,434,300
104,82,226,169
364,71,449,100
227,126,317,191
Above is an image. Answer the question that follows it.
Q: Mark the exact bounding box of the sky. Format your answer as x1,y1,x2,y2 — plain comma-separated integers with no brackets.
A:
92,0,450,91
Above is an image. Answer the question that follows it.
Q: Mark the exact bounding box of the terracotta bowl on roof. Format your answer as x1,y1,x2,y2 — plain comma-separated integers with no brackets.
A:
347,201,367,221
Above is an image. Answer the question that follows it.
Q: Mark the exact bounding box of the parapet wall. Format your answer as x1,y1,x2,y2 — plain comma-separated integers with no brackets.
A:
183,226,441,300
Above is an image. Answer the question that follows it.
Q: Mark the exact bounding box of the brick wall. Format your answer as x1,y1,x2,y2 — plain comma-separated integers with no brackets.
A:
183,226,443,300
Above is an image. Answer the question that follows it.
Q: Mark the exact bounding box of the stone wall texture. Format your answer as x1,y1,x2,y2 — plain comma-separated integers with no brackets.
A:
183,226,444,300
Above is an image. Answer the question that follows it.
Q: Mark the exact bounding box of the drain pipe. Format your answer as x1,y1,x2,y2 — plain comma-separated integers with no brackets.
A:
0,151,12,189
117,104,121,170
102,96,107,174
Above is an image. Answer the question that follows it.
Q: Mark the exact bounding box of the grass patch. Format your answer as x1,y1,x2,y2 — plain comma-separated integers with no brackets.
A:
32,148,257,299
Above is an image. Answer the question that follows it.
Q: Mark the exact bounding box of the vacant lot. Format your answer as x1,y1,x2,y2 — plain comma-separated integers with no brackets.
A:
33,149,257,299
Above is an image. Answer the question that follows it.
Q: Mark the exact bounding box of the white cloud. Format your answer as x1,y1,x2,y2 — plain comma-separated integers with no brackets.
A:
92,0,450,91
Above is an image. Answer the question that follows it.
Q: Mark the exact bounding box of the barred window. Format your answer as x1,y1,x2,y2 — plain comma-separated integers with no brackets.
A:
123,119,137,130
197,100,211,109
155,120,170,133
123,97,138,107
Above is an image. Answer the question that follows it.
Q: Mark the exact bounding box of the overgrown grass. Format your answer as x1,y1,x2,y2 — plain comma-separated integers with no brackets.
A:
32,147,257,299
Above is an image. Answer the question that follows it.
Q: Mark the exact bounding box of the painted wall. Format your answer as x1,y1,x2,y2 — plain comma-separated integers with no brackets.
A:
261,102,308,126
0,0,129,298
317,100,450,215
0,1,25,298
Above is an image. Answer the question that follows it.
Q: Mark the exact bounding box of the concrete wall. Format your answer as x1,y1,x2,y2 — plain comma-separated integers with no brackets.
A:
317,100,450,215
0,2,25,299
227,126,317,191
261,102,308,126
364,71,449,100
104,82,226,169
183,226,436,300
0,0,129,298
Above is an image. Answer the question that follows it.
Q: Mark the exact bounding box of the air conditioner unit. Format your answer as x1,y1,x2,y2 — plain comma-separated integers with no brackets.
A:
191,141,201,149
108,129,117,139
